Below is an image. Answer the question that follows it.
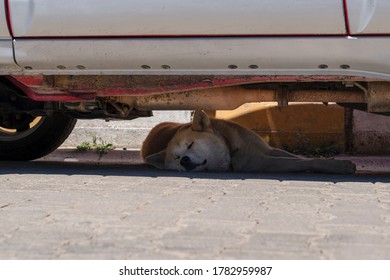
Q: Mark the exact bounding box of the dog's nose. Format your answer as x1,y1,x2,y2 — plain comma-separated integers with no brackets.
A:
181,156,198,171
180,156,205,171
180,156,191,168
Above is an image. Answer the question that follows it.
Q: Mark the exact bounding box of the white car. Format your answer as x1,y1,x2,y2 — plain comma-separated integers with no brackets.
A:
0,0,389,160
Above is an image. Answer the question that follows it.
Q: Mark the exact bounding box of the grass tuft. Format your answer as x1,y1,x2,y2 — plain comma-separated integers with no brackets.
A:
76,136,114,155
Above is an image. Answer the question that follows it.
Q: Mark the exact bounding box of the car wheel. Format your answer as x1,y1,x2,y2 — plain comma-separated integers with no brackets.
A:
0,112,76,161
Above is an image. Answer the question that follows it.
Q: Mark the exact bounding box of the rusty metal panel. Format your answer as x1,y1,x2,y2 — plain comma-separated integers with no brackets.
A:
8,75,367,102
367,82,390,112
112,87,365,111
7,74,368,110
352,110,390,154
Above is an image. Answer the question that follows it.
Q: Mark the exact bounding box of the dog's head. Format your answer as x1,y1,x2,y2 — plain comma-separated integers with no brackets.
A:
145,110,231,171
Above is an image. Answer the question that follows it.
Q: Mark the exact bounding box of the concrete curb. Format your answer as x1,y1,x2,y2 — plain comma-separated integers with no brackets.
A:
61,111,192,149
39,149,143,165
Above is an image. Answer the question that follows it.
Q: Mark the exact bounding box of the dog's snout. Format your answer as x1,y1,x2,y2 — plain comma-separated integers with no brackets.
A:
180,156,207,171
180,156,197,171
180,156,191,167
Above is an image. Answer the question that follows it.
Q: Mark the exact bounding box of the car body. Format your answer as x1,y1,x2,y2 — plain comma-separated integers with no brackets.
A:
1,0,390,160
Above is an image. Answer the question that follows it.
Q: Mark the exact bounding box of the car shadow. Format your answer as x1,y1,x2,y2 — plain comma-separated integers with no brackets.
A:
0,160,389,184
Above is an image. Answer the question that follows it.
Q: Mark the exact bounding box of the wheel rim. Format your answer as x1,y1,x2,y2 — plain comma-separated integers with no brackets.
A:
0,116,45,141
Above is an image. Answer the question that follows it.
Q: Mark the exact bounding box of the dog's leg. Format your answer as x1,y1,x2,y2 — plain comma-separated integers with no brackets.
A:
267,148,304,159
235,156,356,174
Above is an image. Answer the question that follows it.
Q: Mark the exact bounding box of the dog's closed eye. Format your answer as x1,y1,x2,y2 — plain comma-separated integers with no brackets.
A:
187,141,194,149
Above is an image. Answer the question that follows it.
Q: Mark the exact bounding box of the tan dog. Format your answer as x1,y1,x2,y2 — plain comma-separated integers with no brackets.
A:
141,110,356,174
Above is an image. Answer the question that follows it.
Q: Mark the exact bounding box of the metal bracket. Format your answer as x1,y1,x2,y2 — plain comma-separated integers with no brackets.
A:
277,85,289,107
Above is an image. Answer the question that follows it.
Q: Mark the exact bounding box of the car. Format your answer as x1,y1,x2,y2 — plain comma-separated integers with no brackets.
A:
1,0,390,160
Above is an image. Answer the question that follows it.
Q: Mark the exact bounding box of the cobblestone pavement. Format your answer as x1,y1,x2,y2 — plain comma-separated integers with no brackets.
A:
0,151,389,259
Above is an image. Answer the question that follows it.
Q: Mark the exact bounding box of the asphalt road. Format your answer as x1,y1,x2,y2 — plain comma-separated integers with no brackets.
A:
0,151,390,259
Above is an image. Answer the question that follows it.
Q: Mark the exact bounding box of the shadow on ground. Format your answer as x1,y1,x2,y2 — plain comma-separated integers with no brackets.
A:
1,159,389,184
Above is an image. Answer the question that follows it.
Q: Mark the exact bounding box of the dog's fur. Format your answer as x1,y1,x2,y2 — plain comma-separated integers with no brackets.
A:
141,110,356,174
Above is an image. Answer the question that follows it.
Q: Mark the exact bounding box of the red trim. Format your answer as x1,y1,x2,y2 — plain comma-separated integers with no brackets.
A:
12,33,349,40
351,33,390,36
5,76,95,101
343,0,351,35
13,33,390,40
14,33,390,40
4,0,14,37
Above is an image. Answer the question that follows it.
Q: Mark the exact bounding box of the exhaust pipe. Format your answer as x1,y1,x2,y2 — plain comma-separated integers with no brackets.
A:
110,85,366,110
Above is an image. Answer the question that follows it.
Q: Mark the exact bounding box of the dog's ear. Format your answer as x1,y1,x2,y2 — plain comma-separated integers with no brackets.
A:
192,110,212,132
144,150,166,169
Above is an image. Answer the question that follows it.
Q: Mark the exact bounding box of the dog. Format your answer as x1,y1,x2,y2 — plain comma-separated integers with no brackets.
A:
141,110,356,174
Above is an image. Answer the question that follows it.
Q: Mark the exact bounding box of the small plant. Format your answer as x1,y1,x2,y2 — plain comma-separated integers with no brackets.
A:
94,142,114,155
76,141,92,151
284,132,340,158
76,136,114,155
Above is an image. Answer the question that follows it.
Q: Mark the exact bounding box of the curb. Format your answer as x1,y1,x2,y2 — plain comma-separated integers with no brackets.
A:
61,111,192,149
39,149,143,165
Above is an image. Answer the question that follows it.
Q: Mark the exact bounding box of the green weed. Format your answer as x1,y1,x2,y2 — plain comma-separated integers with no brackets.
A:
76,136,114,155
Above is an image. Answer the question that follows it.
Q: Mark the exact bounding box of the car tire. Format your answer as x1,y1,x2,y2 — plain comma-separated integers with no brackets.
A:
0,112,76,161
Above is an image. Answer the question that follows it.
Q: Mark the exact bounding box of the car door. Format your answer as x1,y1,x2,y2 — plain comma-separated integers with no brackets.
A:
346,0,390,34
0,3,19,72
9,0,346,36
8,0,348,74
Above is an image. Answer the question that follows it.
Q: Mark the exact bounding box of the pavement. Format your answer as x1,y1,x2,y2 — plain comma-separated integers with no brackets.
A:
1,152,390,260
3,112,390,260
